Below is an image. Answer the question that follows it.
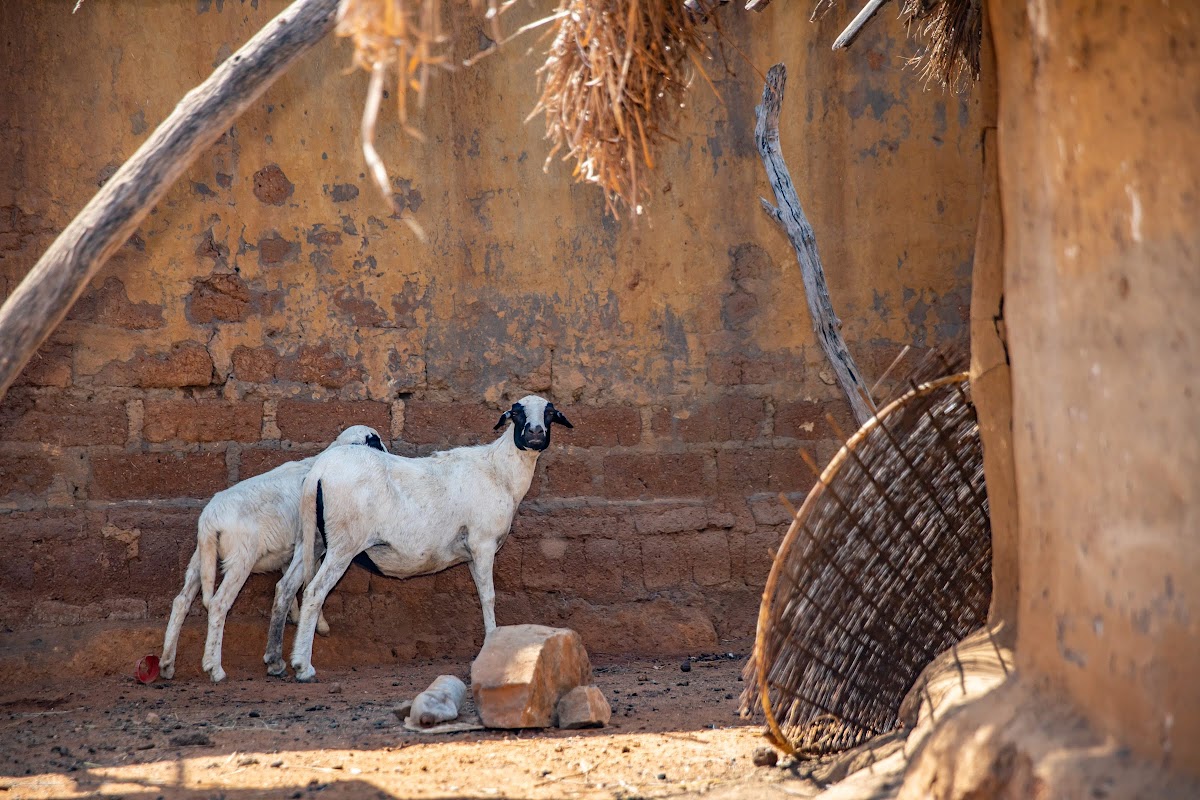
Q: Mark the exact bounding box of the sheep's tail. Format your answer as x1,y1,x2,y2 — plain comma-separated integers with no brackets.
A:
299,471,322,587
197,509,219,609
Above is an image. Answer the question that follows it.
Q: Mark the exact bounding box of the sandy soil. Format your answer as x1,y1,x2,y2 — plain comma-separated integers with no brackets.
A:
0,652,819,799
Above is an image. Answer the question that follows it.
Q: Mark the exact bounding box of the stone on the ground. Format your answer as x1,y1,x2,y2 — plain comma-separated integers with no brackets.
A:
752,746,779,767
556,685,612,729
471,624,592,728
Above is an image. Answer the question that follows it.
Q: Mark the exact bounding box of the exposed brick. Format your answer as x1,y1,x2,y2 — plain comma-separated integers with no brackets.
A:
582,538,624,599
715,449,809,494
92,342,214,388
0,392,126,446
334,564,370,594
689,530,732,586
106,507,202,595
403,402,499,446
565,406,641,447
602,453,708,499
641,535,692,591
252,164,294,206
143,399,263,443
90,451,228,500
520,536,585,591
775,399,856,440
187,273,251,324
275,344,363,389
511,506,635,540
239,447,317,479
633,505,708,535
258,233,300,266
535,453,596,498
13,341,72,388
744,529,785,588
231,345,279,383
67,276,164,329
276,399,390,443
0,452,56,498
493,538,523,589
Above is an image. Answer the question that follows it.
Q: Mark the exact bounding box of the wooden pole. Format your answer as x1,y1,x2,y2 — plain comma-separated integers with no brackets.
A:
0,0,340,402
754,63,877,426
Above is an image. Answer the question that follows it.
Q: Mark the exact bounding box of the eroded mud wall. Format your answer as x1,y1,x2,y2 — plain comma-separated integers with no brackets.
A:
990,0,1200,774
0,0,982,672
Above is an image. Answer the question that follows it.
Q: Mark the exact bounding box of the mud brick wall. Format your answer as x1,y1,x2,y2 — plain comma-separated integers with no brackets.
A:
0,1,982,671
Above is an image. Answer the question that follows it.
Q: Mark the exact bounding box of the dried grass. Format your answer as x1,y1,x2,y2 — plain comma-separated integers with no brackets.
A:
530,0,714,217
901,0,983,90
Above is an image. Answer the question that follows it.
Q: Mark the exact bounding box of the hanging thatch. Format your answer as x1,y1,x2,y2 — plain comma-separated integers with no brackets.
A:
900,0,983,90
739,346,992,756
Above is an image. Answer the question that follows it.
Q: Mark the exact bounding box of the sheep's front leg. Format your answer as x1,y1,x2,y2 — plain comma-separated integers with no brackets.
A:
160,550,201,680
289,547,356,683
467,540,499,636
201,559,253,683
265,549,306,677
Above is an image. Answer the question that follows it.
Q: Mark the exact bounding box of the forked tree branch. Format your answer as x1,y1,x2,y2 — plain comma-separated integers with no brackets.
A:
755,63,877,426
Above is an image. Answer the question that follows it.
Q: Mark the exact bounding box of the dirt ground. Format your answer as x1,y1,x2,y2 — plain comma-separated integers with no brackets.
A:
0,651,822,799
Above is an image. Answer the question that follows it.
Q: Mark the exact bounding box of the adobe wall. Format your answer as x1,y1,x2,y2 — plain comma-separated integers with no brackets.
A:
0,0,982,673
989,0,1199,775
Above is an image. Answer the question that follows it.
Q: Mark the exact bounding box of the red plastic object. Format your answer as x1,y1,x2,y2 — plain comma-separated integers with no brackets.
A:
135,654,160,684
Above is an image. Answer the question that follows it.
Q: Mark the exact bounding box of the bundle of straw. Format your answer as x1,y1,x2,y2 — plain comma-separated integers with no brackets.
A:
531,0,712,217
902,0,983,90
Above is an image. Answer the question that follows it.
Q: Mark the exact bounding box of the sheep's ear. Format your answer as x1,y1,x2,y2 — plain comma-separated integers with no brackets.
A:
494,410,513,430
365,433,387,452
549,408,573,429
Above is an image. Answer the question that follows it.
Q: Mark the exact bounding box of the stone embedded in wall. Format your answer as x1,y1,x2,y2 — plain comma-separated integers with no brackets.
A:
275,399,390,443
186,273,251,324
252,163,294,206
601,452,709,499
68,276,164,330
89,451,228,502
257,233,300,267
142,399,263,443
91,342,214,389
0,392,127,446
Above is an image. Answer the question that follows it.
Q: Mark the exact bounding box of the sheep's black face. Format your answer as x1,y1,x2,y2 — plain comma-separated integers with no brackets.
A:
494,395,573,452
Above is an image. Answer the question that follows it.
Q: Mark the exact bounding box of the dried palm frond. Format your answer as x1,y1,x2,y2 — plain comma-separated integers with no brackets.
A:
530,0,714,217
901,0,983,91
740,345,991,757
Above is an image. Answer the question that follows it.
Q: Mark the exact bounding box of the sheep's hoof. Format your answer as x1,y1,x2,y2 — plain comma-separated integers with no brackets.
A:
294,666,318,683
160,663,175,680
265,659,288,678
316,617,330,637
207,666,227,684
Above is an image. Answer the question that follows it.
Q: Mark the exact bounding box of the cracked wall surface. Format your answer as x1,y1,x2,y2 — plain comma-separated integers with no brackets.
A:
0,0,982,670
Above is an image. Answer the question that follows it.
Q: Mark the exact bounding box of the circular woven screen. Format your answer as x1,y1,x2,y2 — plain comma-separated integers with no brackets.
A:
743,364,991,757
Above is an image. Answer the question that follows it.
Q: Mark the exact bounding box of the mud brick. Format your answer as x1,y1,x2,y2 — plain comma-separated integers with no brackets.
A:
0,392,126,446
143,399,263,443
537,453,595,498
632,505,708,535
744,529,786,588
564,406,641,447
230,345,280,383
674,397,768,443
108,507,202,595
716,449,809,494
640,535,692,591
275,399,390,443
239,447,317,479
521,537,585,592
13,341,72,388
68,276,164,329
92,342,214,388
90,451,228,500
582,538,623,599
403,402,499,446
187,273,251,324
774,399,856,440
274,344,363,389
602,453,708,499
0,452,56,498
688,530,732,586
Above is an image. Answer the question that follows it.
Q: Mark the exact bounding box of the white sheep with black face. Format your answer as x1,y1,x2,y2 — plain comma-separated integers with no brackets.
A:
273,394,573,683
159,425,388,683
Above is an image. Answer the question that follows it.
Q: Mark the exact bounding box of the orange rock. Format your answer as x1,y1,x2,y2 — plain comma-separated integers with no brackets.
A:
555,685,611,729
471,625,591,729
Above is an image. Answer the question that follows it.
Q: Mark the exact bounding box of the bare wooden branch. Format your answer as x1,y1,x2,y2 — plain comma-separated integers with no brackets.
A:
832,0,893,50
754,63,877,426
0,0,340,402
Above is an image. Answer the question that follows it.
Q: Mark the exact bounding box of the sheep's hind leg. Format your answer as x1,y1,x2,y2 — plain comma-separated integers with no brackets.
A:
289,547,356,683
160,550,201,680
201,559,253,683
265,551,305,677
288,599,330,636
